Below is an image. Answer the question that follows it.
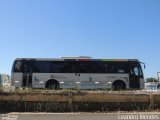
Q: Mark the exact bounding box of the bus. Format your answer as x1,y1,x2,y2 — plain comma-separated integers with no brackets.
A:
11,57,145,90
0,74,11,87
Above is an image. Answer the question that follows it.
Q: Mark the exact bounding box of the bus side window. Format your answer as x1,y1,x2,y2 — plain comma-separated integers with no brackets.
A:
23,64,28,72
108,64,117,73
77,62,90,73
52,62,62,73
59,62,73,73
23,61,34,73
44,64,51,73
14,61,22,72
79,63,86,73
117,63,128,73
35,61,51,73
104,63,108,73
96,62,105,73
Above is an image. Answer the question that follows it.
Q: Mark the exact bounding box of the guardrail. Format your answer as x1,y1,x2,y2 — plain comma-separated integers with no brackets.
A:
0,91,160,112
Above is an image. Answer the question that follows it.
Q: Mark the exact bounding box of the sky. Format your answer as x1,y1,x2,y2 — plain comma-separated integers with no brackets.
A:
0,0,160,78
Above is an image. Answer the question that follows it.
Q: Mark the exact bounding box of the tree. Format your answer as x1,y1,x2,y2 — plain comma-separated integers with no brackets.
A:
146,77,158,83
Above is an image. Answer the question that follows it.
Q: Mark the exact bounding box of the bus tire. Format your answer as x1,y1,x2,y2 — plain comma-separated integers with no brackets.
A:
45,79,59,90
112,80,126,90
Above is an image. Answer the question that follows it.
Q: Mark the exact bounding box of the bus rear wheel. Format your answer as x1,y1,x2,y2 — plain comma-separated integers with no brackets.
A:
112,80,126,90
45,80,59,90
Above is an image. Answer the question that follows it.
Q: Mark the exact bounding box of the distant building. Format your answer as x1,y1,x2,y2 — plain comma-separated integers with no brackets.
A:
0,74,11,87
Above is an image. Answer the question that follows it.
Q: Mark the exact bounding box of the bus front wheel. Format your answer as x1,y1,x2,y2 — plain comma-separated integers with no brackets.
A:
112,80,126,90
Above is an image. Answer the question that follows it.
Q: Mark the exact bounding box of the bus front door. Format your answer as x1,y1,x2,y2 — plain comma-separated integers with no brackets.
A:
22,61,33,87
129,65,140,89
129,74,140,89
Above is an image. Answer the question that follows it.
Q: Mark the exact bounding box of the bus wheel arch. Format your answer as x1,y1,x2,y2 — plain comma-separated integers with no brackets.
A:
112,80,126,90
45,79,60,90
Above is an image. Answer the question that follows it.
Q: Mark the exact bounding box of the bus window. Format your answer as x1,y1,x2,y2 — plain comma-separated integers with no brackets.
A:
52,62,61,73
78,62,89,73
14,61,22,72
94,62,105,73
116,63,128,73
108,64,117,73
130,64,141,76
35,61,52,73
52,62,74,73
134,67,139,76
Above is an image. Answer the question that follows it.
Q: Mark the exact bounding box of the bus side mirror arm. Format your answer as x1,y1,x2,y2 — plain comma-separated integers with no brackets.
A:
140,62,145,69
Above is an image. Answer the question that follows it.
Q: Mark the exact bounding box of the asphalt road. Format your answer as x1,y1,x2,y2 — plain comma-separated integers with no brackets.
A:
1,112,160,120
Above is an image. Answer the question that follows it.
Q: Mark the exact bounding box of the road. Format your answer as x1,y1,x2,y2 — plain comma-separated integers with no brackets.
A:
1,112,160,120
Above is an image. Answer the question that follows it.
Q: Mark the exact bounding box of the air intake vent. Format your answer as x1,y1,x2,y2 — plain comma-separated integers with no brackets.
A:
60,56,92,59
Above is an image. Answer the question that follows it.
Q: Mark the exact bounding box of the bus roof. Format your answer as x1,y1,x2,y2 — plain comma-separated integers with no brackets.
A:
15,58,139,62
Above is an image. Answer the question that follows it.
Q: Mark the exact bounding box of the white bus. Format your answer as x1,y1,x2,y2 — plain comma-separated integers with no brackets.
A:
0,74,11,87
11,57,145,90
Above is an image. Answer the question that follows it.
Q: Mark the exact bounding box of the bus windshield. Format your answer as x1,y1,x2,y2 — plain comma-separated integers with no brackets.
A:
130,63,143,77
